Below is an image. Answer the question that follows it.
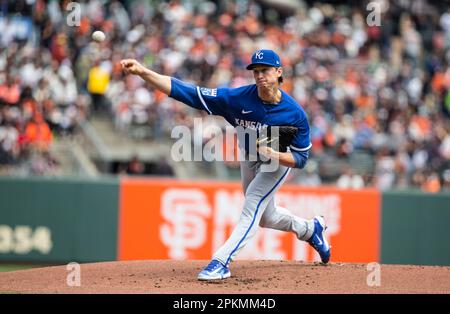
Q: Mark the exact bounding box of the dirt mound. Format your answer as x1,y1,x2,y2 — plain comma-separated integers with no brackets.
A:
0,260,449,294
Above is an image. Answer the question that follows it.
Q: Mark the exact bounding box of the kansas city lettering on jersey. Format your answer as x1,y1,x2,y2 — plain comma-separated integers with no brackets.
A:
234,118,267,131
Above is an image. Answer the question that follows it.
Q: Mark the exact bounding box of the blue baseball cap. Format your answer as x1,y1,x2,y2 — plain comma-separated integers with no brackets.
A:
246,49,282,70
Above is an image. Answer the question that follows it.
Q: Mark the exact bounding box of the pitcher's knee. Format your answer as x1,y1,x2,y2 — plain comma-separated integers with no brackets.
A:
259,216,277,228
259,217,268,228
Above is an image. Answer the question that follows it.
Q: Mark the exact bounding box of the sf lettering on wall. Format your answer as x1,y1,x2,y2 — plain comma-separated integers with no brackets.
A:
118,178,380,263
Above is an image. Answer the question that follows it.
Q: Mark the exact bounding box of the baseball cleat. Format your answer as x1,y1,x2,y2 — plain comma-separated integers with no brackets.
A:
307,216,331,264
197,259,231,280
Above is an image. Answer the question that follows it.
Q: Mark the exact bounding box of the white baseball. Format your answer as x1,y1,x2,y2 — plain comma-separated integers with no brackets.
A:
92,31,106,42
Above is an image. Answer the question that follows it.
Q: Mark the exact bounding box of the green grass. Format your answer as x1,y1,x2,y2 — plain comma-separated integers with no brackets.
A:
0,291,21,294
0,264,45,273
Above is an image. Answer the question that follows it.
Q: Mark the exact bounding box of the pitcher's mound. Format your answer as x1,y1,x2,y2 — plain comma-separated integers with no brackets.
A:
0,260,449,294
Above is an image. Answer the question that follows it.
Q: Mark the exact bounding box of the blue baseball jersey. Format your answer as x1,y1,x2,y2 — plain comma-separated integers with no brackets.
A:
169,78,312,168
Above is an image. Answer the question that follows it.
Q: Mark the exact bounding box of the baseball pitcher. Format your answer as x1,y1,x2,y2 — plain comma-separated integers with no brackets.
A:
121,49,330,280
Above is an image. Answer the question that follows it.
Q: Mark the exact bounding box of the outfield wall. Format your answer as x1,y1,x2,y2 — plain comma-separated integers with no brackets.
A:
0,177,448,265
381,191,450,266
0,177,119,263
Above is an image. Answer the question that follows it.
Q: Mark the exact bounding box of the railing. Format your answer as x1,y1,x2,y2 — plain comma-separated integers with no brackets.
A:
76,119,111,162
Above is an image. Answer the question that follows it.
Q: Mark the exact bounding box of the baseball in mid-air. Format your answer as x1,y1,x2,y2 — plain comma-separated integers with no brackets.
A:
92,30,106,42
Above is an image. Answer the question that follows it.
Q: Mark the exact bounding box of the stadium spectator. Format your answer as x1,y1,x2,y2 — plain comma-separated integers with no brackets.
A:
87,60,111,113
336,166,365,189
23,113,53,151
126,154,145,175
0,75,21,106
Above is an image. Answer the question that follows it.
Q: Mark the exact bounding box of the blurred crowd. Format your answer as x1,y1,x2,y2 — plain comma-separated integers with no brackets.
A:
0,0,449,191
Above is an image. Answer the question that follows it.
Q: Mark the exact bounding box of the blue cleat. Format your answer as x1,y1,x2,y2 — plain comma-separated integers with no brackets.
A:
307,216,331,264
197,259,231,280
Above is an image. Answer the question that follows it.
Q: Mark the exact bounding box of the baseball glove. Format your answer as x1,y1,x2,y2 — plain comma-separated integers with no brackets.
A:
256,125,298,152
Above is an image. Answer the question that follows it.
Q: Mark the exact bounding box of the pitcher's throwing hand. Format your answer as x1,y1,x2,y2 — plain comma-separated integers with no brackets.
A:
120,59,145,76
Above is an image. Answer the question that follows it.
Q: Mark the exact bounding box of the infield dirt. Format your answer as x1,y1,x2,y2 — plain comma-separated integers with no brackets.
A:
0,260,449,294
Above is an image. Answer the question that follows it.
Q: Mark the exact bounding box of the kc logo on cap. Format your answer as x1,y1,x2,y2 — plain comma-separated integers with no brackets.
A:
246,49,282,70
